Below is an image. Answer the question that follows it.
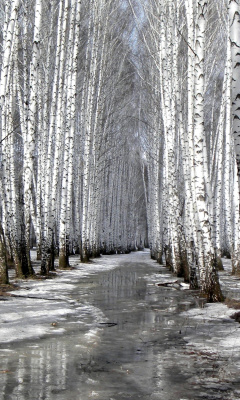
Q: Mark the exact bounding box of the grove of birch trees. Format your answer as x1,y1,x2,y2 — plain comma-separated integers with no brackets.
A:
134,0,240,301
0,0,240,302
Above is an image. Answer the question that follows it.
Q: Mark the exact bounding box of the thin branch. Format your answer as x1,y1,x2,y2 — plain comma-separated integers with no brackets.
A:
0,125,22,144
177,28,197,57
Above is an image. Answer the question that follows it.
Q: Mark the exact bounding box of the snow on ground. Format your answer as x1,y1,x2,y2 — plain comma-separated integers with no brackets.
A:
181,257,240,359
1,250,240,353
1,250,158,344
0,251,128,344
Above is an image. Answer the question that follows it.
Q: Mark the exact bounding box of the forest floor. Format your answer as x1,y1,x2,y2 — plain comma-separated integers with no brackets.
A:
0,251,240,399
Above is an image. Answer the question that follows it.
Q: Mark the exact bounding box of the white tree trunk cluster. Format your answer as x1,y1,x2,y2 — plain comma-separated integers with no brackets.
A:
0,0,239,302
0,0,147,281
137,0,240,300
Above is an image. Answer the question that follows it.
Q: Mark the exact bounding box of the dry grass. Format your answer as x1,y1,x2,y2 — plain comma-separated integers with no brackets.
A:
225,298,240,310
225,298,240,322
0,283,19,297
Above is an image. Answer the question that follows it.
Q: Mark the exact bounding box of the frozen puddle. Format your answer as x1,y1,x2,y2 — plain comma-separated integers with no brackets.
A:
0,251,240,399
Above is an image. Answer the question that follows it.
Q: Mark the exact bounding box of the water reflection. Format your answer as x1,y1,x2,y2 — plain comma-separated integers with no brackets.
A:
0,258,199,400
0,341,68,400
99,267,139,301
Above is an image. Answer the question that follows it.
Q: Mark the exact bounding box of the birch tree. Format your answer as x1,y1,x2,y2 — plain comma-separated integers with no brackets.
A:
21,0,42,275
229,0,240,274
0,0,236,300
134,0,225,300
190,0,222,300
0,223,8,284
0,0,33,278
58,0,82,268
229,0,240,178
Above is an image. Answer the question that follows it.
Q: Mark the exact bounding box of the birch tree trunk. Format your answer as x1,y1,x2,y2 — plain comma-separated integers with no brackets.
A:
229,0,240,181
0,0,32,278
22,0,42,275
59,0,81,269
229,0,240,274
192,0,223,301
80,0,96,262
0,223,8,284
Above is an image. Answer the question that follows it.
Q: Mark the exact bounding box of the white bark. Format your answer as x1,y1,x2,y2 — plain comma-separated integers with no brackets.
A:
59,0,81,268
22,0,42,273
229,0,240,274
229,0,240,184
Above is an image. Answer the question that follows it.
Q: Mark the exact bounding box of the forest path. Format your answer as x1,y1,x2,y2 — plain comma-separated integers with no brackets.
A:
0,251,240,400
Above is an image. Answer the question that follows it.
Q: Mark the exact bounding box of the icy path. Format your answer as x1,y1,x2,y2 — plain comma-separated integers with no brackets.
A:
0,251,240,399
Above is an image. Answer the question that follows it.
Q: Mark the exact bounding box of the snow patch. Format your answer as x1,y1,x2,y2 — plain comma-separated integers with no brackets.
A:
182,303,235,320
0,252,128,344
